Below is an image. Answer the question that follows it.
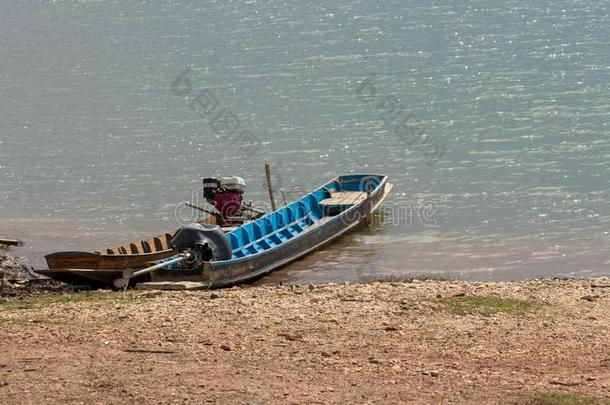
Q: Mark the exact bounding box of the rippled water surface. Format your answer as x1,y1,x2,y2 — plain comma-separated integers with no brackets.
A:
1,0,609,280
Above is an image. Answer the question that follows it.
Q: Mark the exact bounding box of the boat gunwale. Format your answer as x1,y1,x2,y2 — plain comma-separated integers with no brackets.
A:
44,249,174,259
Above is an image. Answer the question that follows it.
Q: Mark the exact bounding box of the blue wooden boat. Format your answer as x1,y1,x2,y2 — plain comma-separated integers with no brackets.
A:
38,174,393,288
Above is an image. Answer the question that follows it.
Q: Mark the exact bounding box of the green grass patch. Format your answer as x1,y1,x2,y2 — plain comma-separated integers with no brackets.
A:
441,295,540,316
525,392,609,405
0,292,131,311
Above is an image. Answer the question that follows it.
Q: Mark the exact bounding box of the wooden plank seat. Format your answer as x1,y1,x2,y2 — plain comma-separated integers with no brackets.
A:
319,191,367,215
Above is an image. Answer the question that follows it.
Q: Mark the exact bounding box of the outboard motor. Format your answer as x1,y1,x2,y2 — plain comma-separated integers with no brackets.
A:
170,223,232,268
113,223,232,288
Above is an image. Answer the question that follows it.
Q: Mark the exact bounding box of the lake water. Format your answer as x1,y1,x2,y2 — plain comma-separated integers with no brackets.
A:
1,0,609,282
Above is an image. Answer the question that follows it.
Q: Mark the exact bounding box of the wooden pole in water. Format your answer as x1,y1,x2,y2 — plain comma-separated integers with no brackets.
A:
0,238,22,246
264,162,277,211
365,178,372,227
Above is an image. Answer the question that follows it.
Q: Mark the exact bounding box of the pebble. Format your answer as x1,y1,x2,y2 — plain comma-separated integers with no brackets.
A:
138,291,162,298
279,332,303,341
220,344,232,351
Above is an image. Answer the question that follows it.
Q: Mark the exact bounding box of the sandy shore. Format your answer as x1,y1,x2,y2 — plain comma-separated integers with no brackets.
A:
1,278,609,404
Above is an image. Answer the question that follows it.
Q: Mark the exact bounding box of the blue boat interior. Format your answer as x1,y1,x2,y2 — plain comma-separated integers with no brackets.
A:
225,174,383,260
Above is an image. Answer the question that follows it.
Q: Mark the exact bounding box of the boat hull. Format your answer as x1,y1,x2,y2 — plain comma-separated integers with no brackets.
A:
44,250,175,272
34,268,127,289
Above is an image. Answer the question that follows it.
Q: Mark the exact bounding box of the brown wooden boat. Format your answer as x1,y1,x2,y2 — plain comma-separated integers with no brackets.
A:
39,217,238,286
44,231,178,272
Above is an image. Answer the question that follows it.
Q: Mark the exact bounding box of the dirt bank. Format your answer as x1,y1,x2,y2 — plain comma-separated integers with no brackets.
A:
0,247,72,298
0,246,32,281
1,278,609,404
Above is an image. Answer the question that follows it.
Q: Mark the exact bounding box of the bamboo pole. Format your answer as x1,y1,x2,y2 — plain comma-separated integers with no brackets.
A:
366,178,372,227
264,162,277,211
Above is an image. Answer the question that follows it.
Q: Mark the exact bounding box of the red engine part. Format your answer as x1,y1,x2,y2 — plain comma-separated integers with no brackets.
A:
213,192,243,217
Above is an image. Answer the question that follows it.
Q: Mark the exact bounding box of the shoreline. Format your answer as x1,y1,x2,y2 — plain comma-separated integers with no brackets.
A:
1,277,609,404
4,217,610,283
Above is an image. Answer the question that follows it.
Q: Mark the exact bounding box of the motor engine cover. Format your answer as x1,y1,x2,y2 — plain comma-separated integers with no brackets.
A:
170,223,232,261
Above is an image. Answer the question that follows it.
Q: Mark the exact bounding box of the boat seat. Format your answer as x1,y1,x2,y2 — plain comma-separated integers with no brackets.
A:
320,191,367,206
319,191,367,215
